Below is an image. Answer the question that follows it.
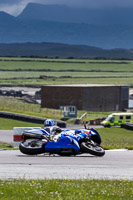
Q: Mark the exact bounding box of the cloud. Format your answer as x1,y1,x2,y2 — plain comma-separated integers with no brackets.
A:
0,0,23,5
0,0,36,16
1,0,133,16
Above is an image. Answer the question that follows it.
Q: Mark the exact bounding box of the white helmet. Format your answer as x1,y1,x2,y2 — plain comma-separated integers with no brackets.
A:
44,119,55,127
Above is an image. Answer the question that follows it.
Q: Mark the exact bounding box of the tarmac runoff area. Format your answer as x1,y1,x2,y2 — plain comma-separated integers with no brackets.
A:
0,149,133,180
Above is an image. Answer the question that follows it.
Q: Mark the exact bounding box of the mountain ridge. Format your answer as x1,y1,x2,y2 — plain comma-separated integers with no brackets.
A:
0,11,15,21
0,17,132,49
18,3,133,26
0,3,133,50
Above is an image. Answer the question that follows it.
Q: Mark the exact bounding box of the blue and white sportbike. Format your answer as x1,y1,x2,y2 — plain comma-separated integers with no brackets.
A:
19,127,105,157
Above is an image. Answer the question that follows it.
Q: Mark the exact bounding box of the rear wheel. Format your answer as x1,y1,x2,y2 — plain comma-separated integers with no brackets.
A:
19,139,44,155
80,141,105,157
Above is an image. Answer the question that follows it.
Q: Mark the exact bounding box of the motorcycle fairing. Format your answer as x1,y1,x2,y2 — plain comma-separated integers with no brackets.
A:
76,128,101,145
45,134,80,153
89,128,101,144
61,130,87,142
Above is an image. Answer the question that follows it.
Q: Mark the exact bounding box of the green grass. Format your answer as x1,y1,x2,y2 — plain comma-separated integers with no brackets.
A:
1,77,133,87
98,127,133,150
0,118,43,130
0,142,13,149
0,57,133,86
0,179,132,200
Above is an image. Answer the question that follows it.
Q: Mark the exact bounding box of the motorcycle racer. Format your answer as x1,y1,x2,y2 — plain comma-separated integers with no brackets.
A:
44,119,101,144
44,119,63,139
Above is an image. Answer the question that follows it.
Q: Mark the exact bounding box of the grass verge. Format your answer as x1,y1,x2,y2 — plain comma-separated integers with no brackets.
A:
0,179,133,200
98,127,133,150
0,142,15,150
0,117,43,130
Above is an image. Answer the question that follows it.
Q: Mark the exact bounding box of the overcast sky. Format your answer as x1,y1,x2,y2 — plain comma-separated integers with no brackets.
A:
1,0,133,16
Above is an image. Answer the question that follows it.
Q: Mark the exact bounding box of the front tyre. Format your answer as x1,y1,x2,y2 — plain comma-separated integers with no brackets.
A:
80,141,105,157
19,139,44,155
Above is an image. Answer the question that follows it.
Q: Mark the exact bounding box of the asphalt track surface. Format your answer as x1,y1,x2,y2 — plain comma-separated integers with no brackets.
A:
0,130,133,180
0,149,133,180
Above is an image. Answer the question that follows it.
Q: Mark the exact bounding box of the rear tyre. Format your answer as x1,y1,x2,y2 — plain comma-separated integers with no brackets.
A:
19,139,44,155
80,141,105,157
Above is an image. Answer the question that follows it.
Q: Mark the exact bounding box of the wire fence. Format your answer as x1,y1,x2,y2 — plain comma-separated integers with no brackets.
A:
0,101,65,118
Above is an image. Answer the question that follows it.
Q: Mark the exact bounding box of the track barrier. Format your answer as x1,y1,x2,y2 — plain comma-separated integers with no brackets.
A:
13,127,41,147
81,118,105,126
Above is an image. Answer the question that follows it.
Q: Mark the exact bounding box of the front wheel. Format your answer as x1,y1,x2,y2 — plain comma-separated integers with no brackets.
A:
19,139,45,155
80,141,105,157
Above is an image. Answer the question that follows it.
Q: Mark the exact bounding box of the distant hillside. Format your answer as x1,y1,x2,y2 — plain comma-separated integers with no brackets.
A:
1,12,133,49
0,42,133,59
1,3,133,49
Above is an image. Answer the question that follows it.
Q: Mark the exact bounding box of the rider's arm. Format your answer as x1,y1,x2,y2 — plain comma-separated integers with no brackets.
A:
52,126,63,133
